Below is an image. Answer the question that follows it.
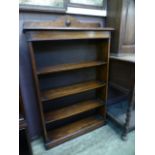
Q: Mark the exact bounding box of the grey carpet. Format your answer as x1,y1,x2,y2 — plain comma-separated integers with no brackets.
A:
31,124,135,155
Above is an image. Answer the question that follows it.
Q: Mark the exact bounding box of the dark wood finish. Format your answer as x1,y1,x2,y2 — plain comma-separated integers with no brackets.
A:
28,42,49,141
46,115,105,148
25,30,112,42
45,99,104,124
106,0,135,54
23,16,102,29
24,16,113,42
37,61,107,75
24,16,113,149
109,59,135,90
122,85,134,140
97,39,111,99
107,58,135,140
106,0,135,139
41,81,106,102
109,82,129,94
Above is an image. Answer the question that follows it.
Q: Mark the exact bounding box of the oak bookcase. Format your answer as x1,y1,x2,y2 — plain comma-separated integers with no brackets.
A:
24,16,114,149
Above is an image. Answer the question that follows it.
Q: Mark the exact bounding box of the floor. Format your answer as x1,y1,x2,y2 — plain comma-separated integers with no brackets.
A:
31,123,135,155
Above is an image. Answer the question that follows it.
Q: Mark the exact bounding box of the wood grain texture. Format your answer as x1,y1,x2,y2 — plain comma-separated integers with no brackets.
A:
109,59,135,90
45,99,104,124
26,30,111,41
106,0,134,53
41,81,106,102
23,16,113,42
23,15,101,30
46,115,105,148
28,43,49,141
119,0,135,53
37,61,107,75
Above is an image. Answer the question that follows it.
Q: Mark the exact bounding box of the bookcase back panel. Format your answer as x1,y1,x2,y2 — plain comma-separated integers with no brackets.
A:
43,90,96,112
39,68,96,91
34,40,99,69
46,110,98,131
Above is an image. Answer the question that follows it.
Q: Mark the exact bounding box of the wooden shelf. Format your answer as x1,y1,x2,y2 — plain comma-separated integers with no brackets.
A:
46,115,105,148
45,99,104,124
37,61,106,75
41,81,106,102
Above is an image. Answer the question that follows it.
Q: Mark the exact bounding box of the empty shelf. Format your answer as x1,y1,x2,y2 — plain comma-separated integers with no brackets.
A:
46,115,105,148
37,61,106,75
41,81,106,102
45,99,104,124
